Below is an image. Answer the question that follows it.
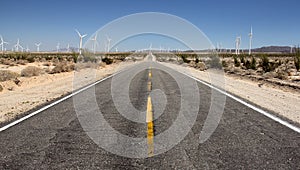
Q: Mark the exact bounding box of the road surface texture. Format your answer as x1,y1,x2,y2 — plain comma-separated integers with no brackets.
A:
0,56,299,169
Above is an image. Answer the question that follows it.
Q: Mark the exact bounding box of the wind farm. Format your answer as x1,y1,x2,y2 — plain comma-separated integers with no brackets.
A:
0,1,300,169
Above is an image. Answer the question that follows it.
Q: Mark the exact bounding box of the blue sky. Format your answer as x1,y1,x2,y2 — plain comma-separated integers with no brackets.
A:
1,0,300,51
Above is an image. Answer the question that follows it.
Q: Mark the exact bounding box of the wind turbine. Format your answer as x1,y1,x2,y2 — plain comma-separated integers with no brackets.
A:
75,29,87,55
249,26,253,55
56,43,60,52
35,43,41,52
14,38,23,52
0,35,9,53
235,36,241,55
106,35,111,52
91,32,99,54
26,45,30,52
67,44,70,52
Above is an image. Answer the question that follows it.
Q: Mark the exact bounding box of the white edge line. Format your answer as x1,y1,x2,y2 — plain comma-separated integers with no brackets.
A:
178,70,300,134
0,72,118,132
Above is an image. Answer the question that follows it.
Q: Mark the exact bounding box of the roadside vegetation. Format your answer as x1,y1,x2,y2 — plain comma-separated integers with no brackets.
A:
0,51,137,92
156,52,300,87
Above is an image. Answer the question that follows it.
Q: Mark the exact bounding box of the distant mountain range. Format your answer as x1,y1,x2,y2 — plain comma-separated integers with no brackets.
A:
252,46,294,53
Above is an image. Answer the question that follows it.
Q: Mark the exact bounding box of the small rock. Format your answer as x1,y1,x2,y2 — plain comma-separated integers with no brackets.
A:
196,62,207,71
13,78,21,86
290,76,300,81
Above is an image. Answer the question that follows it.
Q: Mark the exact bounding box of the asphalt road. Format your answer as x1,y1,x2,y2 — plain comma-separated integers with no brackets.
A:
0,57,299,169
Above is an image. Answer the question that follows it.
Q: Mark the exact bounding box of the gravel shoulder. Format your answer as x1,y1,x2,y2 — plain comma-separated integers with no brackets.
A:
161,62,300,125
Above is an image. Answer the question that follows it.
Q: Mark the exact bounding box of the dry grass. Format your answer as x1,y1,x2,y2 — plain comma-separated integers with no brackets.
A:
0,70,20,82
16,60,28,65
75,62,98,71
21,66,44,77
51,62,75,74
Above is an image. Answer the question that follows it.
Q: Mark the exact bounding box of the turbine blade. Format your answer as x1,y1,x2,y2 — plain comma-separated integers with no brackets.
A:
75,29,82,37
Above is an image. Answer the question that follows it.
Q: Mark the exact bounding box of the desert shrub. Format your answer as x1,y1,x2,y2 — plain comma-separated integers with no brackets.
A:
102,57,113,65
75,62,98,70
1,59,14,66
260,55,271,72
195,58,200,63
277,71,289,80
180,55,190,63
21,66,43,77
245,60,251,69
209,56,222,69
222,60,228,68
26,56,35,63
233,56,240,67
250,57,257,70
0,84,3,92
0,70,20,81
294,47,300,71
16,59,28,65
43,62,51,66
51,62,75,73
240,55,245,64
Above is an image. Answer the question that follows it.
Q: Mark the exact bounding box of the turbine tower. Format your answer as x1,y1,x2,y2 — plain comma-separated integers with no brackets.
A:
235,36,241,55
67,44,70,52
26,45,30,52
35,43,41,52
106,35,111,52
0,35,9,53
91,32,99,54
56,43,60,52
75,29,87,55
249,26,253,55
14,39,23,52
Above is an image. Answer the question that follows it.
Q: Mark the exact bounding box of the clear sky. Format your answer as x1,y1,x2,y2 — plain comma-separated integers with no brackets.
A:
1,0,300,51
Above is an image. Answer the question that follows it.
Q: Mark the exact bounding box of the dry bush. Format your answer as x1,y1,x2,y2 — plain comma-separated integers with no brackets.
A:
51,62,75,74
1,59,14,66
0,70,20,81
16,60,28,65
21,66,43,77
0,84,3,92
43,62,51,66
75,62,98,71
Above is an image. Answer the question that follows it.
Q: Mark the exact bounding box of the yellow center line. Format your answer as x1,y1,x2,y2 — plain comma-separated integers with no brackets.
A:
147,67,154,157
147,96,154,157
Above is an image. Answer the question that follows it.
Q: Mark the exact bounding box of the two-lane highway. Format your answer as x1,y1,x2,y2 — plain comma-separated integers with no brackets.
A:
0,56,299,169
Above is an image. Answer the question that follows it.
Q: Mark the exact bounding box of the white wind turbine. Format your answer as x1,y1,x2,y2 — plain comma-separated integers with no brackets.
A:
35,43,41,52
56,43,60,52
248,26,253,55
75,29,87,55
26,45,30,52
106,35,112,52
67,44,70,52
0,35,9,53
235,36,241,55
14,38,23,52
91,32,99,54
